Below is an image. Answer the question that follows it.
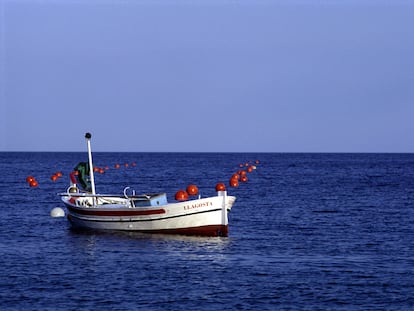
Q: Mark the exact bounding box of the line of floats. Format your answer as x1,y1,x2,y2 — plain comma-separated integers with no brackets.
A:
25,159,261,202
25,162,138,188
174,160,260,201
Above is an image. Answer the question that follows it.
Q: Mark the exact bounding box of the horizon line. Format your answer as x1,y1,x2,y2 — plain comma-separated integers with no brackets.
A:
1,150,413,154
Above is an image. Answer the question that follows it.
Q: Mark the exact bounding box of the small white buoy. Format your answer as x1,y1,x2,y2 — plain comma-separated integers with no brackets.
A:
50,207,65,218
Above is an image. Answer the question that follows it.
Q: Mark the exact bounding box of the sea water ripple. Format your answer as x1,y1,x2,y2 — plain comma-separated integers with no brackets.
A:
0,153,414,310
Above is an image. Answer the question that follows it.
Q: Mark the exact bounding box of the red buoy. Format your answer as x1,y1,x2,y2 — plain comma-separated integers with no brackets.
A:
115,164,120,169
175,190,189,201
51,175,58,181
186,184,199,196
239,170,247,176
29,180,38,187
26,176,35,183
231,173,239,180
229,178,239,188
240,175,248,182
215,183,226,191
247,166,253,173
56,172,63,177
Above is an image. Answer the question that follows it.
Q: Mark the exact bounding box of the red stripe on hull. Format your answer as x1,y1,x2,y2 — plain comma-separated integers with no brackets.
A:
66,205,165,216
144,225,229,237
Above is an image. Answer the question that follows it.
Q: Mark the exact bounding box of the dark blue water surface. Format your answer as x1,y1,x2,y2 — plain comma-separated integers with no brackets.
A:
1,152,414,310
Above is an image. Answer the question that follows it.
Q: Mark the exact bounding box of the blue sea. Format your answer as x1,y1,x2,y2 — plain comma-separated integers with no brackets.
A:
1,152,414,310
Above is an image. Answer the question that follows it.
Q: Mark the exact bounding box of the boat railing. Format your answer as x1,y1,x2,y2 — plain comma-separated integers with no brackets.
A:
60,192,153,199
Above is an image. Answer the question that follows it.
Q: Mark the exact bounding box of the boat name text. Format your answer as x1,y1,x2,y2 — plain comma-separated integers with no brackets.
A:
183,201,213,210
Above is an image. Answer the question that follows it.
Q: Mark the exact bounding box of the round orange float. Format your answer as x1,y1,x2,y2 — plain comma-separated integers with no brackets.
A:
186,184,199,196
175,190,189,201
29,180,38,187
229,178,239,188
215,183,226,191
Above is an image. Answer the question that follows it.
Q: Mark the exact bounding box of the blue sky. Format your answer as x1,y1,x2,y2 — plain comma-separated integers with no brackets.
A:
1,0,414,152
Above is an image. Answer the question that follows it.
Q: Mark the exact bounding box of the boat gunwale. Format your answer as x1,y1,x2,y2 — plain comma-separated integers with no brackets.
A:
62,197,235,213
58,192,165,201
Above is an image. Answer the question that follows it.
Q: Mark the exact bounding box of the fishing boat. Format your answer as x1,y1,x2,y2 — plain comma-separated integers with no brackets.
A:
59,133,236,237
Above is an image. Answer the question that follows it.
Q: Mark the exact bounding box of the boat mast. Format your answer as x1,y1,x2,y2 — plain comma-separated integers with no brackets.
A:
85,132,96,195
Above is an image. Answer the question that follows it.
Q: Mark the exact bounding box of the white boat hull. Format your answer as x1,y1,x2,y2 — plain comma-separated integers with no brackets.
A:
62,192,236,237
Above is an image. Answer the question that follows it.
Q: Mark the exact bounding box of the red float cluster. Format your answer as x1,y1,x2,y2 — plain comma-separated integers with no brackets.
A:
93,166,108,174
175,184,199,201
114,162,136,169
228,160,260,188
50,171,63,182
26,175,38,187
25,161,138,187
174,159,260,201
